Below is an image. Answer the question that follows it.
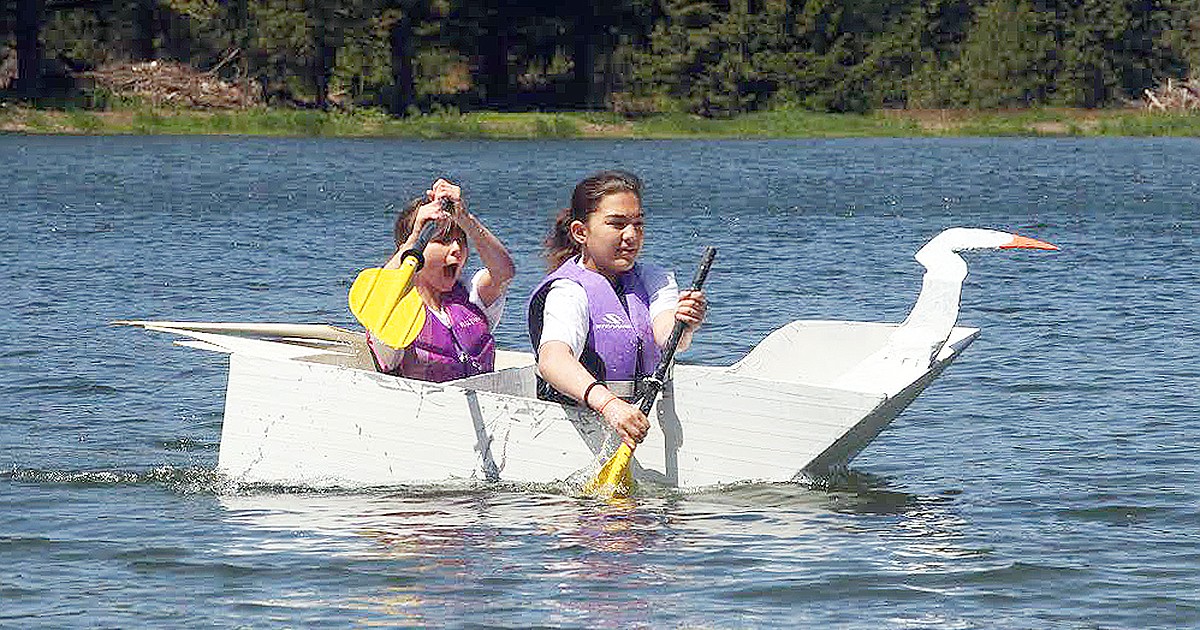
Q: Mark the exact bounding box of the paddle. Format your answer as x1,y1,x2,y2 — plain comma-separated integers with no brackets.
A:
347,200,449,348
585,246,718,497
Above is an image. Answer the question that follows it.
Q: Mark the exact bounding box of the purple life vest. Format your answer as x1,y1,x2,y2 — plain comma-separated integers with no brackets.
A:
528,259,661,402
374,282,495,383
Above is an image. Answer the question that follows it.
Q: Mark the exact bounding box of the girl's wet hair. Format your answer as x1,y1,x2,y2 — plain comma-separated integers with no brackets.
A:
393,196,466,249
543,170,643,270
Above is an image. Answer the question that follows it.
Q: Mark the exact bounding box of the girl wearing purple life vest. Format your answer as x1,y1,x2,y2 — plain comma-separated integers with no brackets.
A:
528,170,707,447
367,179,515,382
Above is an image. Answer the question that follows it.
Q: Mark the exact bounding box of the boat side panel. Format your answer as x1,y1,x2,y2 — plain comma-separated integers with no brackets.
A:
218,355,479,484
453,365,538,398
727,321,899,386
217,355,600,486
633,366,886,487
799,336,974,477
456,387,609,484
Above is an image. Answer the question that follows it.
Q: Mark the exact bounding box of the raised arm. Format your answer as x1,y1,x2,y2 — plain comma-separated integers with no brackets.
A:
382,199,444,269
429,178,515,306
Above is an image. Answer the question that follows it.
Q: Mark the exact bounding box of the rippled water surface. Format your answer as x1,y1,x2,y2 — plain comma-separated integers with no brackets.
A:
2,136,1198,628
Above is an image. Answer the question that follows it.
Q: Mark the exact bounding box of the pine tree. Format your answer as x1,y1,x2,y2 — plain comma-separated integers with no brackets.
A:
954,0,1055,108
632,0,767,116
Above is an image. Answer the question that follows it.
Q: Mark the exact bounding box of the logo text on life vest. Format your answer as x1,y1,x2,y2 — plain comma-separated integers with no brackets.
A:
455,314,485,328
596,312,632,330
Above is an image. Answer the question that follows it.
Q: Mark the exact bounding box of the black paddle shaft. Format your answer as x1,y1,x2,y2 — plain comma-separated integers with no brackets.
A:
638,246,717,415
400,198,455,271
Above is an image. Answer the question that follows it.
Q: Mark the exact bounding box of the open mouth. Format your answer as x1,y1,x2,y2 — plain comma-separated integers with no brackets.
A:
443,262,460,279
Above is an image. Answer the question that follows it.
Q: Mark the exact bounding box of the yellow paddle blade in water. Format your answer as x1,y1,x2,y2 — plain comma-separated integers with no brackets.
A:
583,443,635,498
348,260,427,349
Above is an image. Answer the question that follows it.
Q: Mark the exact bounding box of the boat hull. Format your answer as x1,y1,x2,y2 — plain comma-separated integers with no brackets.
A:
212,323,978,488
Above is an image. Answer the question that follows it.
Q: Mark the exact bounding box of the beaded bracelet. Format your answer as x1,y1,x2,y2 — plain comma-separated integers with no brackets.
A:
598,395,619,415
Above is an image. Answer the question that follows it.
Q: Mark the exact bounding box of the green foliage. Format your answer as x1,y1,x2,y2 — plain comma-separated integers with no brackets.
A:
248,0,315,101
630,108,921,136
85,86,145,110
632,0,798,116
1158,0,1200,76
8,0,1200,114
64,108,103,131
7,102,1200,137
1054,0,1132,107
22,110,54,132
1096,110,1200,135
330,11,391,104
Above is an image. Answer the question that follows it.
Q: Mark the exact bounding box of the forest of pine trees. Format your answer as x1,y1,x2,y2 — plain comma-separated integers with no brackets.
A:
2,0,1199,115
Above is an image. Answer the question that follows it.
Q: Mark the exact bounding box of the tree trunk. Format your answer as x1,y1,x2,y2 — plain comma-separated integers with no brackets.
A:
389,14,416,115
311,8,337,109
132,0,157,61
314,41,336,109
14,0,44,97
571,8,597,108
479,10,510,107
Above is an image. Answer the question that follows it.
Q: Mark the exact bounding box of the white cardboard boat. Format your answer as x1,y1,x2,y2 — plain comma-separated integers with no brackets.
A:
120,228,1056,489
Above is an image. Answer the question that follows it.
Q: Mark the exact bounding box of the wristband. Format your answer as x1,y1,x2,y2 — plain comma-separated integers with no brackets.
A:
598,395,619,415
583,380,603,408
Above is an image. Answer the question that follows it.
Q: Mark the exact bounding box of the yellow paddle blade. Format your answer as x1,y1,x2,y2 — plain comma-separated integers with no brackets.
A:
348,261,427,349
583,443,635,498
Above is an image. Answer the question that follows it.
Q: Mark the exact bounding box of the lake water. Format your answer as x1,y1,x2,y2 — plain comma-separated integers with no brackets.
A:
2,135,1198,628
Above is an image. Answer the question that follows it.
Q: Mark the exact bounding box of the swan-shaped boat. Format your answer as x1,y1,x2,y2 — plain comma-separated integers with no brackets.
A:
120,228,1057,489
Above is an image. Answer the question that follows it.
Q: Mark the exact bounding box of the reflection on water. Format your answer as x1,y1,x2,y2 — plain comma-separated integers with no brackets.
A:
213,473,981,625
219,489,671,625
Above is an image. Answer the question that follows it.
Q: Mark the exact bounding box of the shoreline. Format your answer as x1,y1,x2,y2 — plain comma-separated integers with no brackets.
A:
2,105,1199,138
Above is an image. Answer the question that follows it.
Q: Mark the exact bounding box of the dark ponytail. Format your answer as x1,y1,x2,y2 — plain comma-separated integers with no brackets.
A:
544,207,578,271
543,170,643,270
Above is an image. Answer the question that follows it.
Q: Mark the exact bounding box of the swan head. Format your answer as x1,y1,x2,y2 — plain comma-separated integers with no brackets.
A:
923,227,1059,253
